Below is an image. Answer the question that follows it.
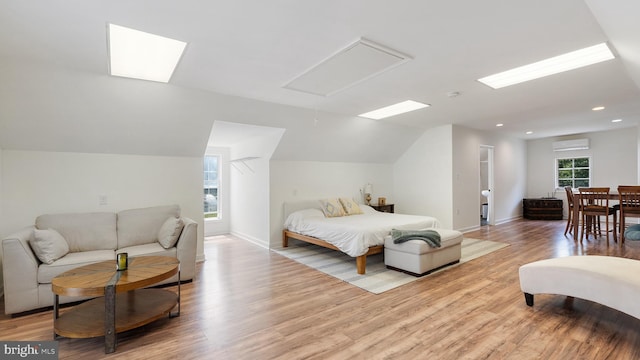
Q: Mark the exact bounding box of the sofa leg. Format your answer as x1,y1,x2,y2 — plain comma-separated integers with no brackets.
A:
524,292,534,307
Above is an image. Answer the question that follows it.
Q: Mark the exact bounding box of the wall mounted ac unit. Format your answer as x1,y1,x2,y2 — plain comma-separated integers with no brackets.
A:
552,138,589,151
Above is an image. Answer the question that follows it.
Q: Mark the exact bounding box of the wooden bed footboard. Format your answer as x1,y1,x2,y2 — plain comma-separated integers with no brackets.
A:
282,230,383,275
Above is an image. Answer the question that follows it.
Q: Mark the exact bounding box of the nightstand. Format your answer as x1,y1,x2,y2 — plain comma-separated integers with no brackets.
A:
370,204,394,213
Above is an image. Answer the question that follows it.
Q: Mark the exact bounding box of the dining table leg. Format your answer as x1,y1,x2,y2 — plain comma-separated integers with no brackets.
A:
573,198,580,241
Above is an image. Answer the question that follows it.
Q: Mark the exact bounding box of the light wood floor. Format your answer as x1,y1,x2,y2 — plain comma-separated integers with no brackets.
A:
2,219,640,359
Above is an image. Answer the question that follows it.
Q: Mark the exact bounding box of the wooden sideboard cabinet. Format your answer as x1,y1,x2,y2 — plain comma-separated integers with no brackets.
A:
523,198,563,220
370,204,395,213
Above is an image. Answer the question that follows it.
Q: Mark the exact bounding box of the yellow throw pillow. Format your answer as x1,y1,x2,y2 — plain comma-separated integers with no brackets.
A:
319,198,346,217
339,198,363,215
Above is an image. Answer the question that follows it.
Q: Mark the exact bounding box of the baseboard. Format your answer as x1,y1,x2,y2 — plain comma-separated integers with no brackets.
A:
460,215,522,233
230,231,269,250
495,215,522,225
459,225,481,233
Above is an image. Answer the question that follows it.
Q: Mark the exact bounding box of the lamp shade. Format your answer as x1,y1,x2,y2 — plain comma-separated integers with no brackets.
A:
364,183,373,194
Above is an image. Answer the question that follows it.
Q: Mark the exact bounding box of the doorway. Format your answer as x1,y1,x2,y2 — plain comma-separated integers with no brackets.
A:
480,145,495,226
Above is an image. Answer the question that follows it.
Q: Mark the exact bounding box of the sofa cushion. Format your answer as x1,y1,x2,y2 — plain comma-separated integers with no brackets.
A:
31,228,70,264
157,217,184,249
38,250,115,284
36,212,117,252
118,243,177,258
117,205,181,248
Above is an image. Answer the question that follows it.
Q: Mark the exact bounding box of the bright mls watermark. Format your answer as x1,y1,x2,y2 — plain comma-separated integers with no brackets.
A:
1,341,58,359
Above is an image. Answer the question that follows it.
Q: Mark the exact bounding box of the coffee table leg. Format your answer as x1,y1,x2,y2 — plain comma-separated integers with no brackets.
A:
105,283,116,354
53,294,60,340
170,270,181,318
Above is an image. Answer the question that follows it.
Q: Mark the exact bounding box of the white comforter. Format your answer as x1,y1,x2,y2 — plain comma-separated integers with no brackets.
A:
284,205,440,257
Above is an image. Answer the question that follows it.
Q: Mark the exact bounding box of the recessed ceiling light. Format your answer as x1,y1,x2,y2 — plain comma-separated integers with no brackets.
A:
496,123,504,127
478,43,615,89
592,106,605,111
358,100,430,120
612,119,622,123
525,131,533,135
108,23,187,83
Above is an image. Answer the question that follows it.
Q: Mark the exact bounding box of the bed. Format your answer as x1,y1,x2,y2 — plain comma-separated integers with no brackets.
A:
282,200,440,274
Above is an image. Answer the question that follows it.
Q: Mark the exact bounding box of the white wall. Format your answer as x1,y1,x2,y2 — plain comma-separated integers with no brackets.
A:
268,124,525,245
527,127,639,218
230,130,285,248
270,161,394,247
452,126,527,231
230,157,270,247
393,125,454,228
0,150,205,261
204,146,231,237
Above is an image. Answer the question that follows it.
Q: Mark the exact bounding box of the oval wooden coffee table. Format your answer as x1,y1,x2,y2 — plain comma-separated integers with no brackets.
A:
52,256,180,354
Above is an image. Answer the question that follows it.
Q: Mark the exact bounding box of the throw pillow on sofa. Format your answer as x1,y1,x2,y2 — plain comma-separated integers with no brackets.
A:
31,228,70,264
157,217,184,249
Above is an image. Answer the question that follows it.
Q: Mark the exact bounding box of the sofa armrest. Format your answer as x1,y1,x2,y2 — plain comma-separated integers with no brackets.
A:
2,226,40,314
176,217,197,281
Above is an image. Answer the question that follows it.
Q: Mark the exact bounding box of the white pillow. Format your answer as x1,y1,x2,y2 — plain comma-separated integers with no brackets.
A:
31,228,70,264
284,208,324,230
157,217,185,249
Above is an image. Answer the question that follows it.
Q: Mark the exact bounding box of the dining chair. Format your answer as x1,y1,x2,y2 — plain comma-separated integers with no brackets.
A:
563,186,577,236
578,187,617,244
618,185,640,245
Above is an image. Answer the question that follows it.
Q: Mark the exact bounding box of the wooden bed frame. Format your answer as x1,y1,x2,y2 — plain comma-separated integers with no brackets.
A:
282,229,383,275
282,200,384,275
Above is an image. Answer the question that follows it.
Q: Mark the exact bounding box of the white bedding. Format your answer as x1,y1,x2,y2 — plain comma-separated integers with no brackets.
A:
284,205,440,257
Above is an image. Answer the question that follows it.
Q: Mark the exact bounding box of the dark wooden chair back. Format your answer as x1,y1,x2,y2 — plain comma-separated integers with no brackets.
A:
578,187,610,213
618,186,640,243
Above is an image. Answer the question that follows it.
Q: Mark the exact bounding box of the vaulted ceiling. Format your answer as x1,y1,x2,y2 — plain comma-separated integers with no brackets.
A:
1,1,639,161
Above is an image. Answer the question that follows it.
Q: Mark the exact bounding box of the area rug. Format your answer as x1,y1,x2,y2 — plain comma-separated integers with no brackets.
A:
273,238,509,294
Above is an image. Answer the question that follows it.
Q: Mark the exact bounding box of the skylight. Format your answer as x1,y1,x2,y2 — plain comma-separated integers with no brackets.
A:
358,100,429,120
478,43,615,89
108,23,187,83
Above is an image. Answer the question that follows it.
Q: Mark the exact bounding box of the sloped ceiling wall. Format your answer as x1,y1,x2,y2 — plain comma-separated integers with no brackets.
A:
586,0,640,90
0,60,424,163
0,61,212,157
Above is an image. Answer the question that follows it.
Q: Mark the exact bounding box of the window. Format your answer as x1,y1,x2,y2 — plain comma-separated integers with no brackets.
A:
204,155,219,219
556,157,590,189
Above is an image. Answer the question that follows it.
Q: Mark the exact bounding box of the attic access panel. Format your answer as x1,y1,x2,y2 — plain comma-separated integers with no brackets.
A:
283,38,411,96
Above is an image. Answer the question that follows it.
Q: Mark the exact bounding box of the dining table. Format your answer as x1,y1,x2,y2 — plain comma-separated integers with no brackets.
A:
571,190,619,243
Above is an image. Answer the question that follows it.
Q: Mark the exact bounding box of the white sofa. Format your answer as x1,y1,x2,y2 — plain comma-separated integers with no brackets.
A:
1,204,197,315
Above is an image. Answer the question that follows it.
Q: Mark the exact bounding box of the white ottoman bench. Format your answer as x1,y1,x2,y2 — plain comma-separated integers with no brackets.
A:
519,255,640,320
384,228,463,276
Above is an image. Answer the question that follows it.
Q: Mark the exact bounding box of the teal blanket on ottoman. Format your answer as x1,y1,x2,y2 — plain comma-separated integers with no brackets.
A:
391,229,441,248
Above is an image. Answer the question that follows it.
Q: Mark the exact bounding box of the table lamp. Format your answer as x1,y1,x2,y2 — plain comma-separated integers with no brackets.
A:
364,183,373,205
